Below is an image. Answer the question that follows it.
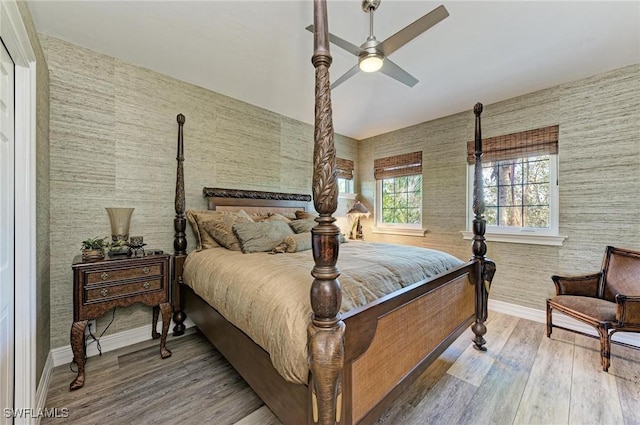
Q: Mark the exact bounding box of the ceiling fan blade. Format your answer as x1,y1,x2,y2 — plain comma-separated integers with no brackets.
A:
379,58,419,87
306,25,364,57
331,64,361,90
378,5,449,57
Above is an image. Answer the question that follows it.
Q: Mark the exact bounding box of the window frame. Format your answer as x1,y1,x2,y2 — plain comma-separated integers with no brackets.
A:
374,174,425,236
463,153,566,246
337,177,354,194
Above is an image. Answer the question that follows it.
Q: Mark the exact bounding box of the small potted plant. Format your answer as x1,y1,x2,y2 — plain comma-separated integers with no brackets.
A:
81,236,108,261
108,238,129,257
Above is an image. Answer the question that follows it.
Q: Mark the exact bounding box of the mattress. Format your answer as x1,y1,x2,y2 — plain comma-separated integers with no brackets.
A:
183,241,464,384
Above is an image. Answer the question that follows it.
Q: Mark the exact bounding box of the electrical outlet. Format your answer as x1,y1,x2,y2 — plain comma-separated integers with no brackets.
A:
85,319,96,336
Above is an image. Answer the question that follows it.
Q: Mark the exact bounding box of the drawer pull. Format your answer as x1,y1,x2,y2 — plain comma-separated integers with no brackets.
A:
143,267,150,275
100,288,109,297
142,282,151,289
101,272,109,280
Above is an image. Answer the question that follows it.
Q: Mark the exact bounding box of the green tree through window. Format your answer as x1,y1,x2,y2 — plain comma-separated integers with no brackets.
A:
483,156,550,228
381,175,422,224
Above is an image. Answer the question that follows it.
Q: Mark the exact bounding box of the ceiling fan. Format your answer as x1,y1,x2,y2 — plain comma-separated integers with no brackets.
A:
306,0,449,89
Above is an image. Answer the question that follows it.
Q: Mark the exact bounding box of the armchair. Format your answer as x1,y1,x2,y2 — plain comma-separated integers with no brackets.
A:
547,246,640,371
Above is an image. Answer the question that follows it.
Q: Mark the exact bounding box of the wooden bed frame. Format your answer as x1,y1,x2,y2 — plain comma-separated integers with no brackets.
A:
169,2,495,424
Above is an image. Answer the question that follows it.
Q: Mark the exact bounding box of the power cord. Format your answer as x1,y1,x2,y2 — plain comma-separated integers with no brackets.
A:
70,308,117,373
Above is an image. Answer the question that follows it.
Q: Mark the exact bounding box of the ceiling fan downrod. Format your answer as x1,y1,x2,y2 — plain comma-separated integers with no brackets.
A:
359,0,384,72
362,0,380,40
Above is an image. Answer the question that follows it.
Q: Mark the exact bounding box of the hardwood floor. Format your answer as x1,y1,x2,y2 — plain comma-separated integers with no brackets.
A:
42,312,640,425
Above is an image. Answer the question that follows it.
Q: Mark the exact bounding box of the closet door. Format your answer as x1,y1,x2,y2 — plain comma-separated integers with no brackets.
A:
0,37,16,424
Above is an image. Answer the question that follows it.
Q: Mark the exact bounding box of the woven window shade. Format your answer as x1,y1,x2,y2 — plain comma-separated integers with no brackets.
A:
336,158,354,180
374,151,422,180
467,125,558,164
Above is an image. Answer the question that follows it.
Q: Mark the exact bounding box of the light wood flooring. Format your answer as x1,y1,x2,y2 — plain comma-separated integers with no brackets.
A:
42,312,640,425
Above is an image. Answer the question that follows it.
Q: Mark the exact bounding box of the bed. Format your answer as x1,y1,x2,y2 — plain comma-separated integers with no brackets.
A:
169,2,495,424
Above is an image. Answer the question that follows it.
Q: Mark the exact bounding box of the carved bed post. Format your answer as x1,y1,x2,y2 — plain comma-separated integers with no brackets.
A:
308,1,345,424
172,113,187,336
471,103,496,351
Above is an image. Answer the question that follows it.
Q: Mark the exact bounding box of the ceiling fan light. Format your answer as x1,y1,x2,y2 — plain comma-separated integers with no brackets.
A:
359,54,384,73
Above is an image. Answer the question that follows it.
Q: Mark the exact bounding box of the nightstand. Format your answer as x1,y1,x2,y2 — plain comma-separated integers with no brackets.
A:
70,253,172,391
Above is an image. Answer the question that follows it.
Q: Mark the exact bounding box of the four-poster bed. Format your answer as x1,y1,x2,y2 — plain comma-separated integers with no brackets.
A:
169,1,495,424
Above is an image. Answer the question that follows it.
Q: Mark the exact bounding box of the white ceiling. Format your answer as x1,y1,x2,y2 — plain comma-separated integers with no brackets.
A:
29,1,640,140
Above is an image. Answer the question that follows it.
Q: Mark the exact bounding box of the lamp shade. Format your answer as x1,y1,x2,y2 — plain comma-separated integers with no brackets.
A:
106,207,134,241
347,201,370,217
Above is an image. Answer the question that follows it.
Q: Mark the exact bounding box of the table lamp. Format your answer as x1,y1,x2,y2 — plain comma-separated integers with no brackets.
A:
347,201,370,240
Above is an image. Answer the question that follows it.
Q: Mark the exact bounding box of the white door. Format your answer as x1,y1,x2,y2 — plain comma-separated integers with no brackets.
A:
0,37,16,424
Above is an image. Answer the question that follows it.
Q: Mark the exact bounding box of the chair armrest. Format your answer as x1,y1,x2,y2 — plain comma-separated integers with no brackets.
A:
551,272,602,297
615,295,640,326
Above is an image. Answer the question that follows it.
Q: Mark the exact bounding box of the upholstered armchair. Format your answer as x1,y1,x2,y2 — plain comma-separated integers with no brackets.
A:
547,246,640,372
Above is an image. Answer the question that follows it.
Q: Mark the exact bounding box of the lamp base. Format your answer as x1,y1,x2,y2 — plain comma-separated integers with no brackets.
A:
355,217,364,240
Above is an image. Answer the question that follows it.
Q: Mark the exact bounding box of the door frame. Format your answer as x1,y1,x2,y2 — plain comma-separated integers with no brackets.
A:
1,0,37,420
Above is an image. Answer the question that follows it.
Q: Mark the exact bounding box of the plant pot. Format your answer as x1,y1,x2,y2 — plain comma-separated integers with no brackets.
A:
82,248,104,262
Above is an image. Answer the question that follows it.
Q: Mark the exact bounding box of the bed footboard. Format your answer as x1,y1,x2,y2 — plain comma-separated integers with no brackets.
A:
341,265,475,425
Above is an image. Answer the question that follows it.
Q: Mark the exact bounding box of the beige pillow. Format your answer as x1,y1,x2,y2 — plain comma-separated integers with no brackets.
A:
295,210,317,220
201,210,254,251
186,210,224,251
264,213,292,223
232,221,294,253
289,218,316,234
283,233,312,253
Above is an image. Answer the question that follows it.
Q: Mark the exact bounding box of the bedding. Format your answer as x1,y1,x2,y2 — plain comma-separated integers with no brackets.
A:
289,218,316,234
183,241,464,384
186,209,253,251
232,220,295,253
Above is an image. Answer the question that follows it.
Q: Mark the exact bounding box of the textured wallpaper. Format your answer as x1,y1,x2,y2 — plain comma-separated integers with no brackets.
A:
41,35,357,349
40,31,639,347
357,64,640,311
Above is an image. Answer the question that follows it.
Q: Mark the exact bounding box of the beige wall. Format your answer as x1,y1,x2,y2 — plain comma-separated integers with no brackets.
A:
358,64,640,311
40,35,358,349
17,1,50,386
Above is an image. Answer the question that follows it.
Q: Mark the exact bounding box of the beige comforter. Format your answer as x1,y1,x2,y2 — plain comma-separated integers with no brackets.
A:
183,241,463,384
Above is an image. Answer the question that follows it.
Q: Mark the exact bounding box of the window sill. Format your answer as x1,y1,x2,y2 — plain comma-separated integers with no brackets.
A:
460,231,567,246
372,227,427,237
338,193,357,200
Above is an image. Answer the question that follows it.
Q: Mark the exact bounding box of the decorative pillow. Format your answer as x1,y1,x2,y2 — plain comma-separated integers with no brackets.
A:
264,212,292,223
199,210,254,251
272,232,346,254
232,221,294,253
248,213,271,222
295,210,317,220
186,209,227,251
283,233,312,253
289,218,316,234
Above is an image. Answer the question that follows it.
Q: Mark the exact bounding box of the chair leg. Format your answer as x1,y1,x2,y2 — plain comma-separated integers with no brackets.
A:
546,301,553,338
597,327,611,372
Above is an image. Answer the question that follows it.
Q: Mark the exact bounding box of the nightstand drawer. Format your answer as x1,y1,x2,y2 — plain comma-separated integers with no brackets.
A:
85,278,162,302
85,264,162,284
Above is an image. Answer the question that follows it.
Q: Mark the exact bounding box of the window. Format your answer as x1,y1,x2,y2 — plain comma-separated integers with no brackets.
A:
380,175,422,225
337,178,353,194
465,125,565,245
374,151,424,234
336,157,354,194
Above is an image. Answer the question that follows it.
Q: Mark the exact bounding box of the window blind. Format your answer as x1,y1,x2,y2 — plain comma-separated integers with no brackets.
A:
374,151,422,180
336,158,354,180
466,125,558,164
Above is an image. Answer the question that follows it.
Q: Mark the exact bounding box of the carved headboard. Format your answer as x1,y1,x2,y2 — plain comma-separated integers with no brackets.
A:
202,187,312,217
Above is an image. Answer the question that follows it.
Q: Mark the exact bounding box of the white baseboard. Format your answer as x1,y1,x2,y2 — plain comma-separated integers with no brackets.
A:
489,299,640,347
34,351,54,423
50,318,195,368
